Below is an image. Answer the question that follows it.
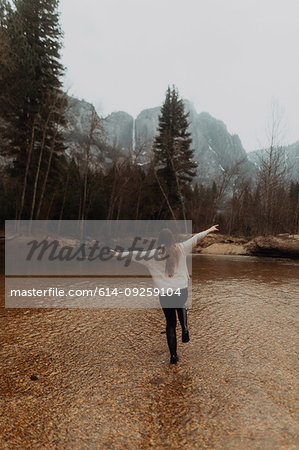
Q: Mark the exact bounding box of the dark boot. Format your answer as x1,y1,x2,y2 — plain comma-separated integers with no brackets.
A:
161,307,179,364
166,325,177,357
177,308,190,342
182,330,190,343
170,354,179,364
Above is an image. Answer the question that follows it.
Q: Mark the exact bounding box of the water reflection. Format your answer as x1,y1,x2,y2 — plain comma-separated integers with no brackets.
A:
0,253,298,448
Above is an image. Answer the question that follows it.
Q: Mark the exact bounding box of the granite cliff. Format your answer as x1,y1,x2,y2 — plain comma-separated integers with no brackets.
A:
53,96,299,183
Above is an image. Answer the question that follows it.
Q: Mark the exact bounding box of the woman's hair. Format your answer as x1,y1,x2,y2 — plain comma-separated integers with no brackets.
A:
157,228,181,277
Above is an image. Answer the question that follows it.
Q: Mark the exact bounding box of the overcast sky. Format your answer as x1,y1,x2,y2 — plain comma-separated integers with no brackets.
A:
59,0,299,151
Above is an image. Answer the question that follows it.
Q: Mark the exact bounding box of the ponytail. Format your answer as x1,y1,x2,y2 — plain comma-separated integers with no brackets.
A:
157,228,181,277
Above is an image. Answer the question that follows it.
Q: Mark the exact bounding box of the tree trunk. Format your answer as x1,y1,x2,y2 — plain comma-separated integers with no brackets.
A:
154,170,177,221
18,118,36,220
29,112,52,220
35,126,59,219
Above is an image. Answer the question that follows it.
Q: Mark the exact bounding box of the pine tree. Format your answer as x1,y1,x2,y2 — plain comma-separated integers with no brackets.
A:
153,86,197,217
0,0,67,219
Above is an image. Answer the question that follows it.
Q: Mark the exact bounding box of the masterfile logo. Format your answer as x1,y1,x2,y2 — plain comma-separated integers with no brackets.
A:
5,220,192,308
25,237,168,265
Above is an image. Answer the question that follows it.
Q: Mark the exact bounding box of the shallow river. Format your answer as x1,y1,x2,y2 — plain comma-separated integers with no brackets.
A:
0,255,298,449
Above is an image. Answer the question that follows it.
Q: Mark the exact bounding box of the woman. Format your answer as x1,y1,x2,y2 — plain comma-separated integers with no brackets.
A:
111,224,219,364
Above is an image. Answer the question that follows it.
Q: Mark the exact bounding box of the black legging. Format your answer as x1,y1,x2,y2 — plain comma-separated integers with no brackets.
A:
159,288,188,357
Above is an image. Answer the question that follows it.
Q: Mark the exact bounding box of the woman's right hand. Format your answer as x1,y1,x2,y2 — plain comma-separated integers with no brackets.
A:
207,224,219,234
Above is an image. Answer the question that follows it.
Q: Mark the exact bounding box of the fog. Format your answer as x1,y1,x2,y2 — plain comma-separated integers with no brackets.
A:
59,0,299,151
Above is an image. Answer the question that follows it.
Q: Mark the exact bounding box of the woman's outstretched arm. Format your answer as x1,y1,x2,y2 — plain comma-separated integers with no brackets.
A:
180,224,219,254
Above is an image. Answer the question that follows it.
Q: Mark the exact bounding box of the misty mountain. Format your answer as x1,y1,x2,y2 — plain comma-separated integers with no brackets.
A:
247,141,299,181
103,111,134,152
102,99,255,183
48,96,299,184
64,96,113,167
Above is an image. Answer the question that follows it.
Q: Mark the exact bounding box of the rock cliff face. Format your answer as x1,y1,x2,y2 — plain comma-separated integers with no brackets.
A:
64,96,131,167
187,107,253,182
61,96,298,183
135,106,160,149
103,111,133,153
129,99,254,182
64,96,108,167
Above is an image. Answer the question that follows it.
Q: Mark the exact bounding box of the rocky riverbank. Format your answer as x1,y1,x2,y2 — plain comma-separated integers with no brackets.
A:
194,233,299,258
1,231,299,259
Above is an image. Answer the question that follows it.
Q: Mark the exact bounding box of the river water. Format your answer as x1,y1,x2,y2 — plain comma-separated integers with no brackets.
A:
0,254,298,449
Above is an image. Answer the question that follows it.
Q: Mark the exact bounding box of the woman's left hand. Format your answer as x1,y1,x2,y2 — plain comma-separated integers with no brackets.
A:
207,224,219,234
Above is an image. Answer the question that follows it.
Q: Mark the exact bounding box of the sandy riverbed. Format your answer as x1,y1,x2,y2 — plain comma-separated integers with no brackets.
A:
0,255,298,448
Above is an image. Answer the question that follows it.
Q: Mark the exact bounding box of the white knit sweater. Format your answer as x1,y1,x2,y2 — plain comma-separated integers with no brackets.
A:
116,231,208,291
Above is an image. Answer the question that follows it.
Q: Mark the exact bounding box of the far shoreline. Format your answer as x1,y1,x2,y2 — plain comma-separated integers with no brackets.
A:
0,231,298,259
193,233,299,259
